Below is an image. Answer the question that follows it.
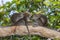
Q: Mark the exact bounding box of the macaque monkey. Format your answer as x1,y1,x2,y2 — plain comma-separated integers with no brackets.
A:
10,12,32,40
32,14,49,40
32,14,47,27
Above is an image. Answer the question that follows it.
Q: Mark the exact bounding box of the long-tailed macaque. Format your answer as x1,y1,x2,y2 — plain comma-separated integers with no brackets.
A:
32,14,50,40
10,12,32,40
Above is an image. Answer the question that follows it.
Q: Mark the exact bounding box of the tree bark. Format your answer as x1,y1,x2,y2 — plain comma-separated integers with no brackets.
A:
0,25,60,39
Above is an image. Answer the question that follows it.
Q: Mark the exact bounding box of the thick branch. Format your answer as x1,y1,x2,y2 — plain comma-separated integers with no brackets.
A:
0,25,60,39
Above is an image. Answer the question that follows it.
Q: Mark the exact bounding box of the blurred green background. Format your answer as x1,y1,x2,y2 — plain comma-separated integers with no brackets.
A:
0,0,60,40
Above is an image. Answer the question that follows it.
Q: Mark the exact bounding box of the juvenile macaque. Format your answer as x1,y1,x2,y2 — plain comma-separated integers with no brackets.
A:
32,14,47,26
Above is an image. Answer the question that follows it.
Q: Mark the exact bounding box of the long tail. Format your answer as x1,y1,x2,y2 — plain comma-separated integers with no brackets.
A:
24,20,31,40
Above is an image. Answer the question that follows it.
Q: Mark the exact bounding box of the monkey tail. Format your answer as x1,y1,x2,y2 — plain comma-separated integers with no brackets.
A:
24,20,32,40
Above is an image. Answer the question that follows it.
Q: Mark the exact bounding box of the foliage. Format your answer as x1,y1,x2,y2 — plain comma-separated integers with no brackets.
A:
0,0,60,40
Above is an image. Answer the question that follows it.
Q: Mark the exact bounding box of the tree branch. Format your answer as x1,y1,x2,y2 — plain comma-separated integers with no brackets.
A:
0,25,60,39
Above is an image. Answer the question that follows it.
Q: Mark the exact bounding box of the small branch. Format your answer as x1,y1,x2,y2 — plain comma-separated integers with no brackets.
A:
0,25,60,39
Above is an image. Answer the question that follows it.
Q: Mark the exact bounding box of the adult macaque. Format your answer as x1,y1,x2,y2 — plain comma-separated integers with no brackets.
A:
32,14,47,27
10,12,32,40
